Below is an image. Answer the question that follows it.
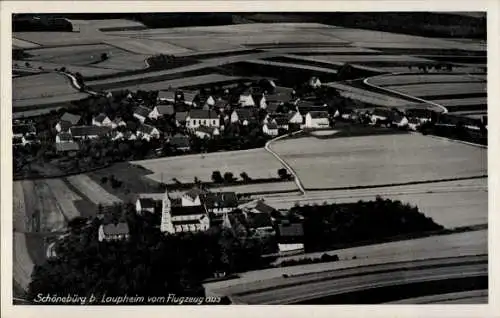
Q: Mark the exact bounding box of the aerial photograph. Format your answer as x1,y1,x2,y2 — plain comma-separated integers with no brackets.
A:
11,12,487,305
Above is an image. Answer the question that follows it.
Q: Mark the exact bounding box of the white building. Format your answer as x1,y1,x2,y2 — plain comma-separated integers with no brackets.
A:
186,110,220,130
288,111,303,124
92,113,112,127
160,189,210,234
304,111,329,128
263,123,279,136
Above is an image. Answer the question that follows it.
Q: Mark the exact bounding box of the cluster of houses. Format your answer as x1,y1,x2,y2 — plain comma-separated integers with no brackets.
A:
98,187,306,254
12,121,37,147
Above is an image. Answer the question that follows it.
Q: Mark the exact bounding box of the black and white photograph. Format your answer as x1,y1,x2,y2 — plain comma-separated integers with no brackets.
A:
1,1,496,316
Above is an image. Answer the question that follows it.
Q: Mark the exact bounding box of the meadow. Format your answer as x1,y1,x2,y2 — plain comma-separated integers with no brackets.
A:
271,134,487,190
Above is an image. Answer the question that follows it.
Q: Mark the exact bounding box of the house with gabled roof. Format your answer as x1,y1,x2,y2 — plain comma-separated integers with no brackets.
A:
201,192,238,215
263,122,279,136
277,222,305,254
136,197,160,215
230,108,259,126
55,132,73,143
274,116,290,130
186,110,220,130
214,99,229,111
239,91,255,107
158,90,176,103
182,187,206,207
175,111,188,127
55,112,81,132
149,104,175,120
98,222,130,242
252,93,267,109
288,111,304,124
246,212,275,237
181,90,199,107
194,126,220,139
305,111,330,128
169,133,191,151
136,124,160,141
55,142,80,154
92,113,112,127
111,117,127,129
162,205,210,234
133,106,153,123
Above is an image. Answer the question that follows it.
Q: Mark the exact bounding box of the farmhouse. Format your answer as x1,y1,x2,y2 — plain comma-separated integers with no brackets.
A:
149,105,175,120
55,132,73,143
308,76,322,88
137,124,160,141
277,222,305,255
110,130,124,141
133,106,153,123
288,111,303,124
98,222,130,242
136,198,159,215
274,116,290,130
239,91,255,107
92,113,112,127
124,131,137,141
370,108,391,125
250,200,278,215
265,102,280,115
263,123,279,136
201,192,238,215
55,112,81,132
246,212,275,237
305,111,330,128
178,90,198,107
111,117,127,129
182,188,206,206
392,114,409,128
70,126,110,139
194,126,220,139
158,90,176,103
252,93,267,109
186,110,220,130
231,108,259,125
13,123,36,138
163,206,210,234
214,99,229,111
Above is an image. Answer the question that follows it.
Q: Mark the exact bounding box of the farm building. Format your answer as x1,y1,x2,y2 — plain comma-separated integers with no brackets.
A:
308,76,322,88
186,110,220,130
55,132,73,143
137,124,160,141
370,108,392,125
136,198,159,215
110,130,124,141
277,222,305,255
263,123,279,136
92,113,112,127
111,117,127,129
246,212,275,237
239,91,255,107
182,90,199,107
70,126,110,139
168,133,191,151
194,126,220,139
305,111,330,128
214,99,229,111
252,93,267,109
392,114,409,128
288,111,303,124
149,105,175,120
182,188,206,207
133,106,153,123
158,90,176,103
231,108,259,125
201,192,238,215
13,123,36,138
55,112,81,132
274,116,290,130
98,222,130,242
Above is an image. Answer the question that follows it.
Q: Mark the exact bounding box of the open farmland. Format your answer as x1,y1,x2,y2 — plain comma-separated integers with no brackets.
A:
369,74,486,87
297,54,435,64
14,59,123,77
132,148,287,184
66,174,122,206
13,37,40,49
384,82,486,98
211,181,299,195
13,73,89,109
271,134,487,190
103,38,192,55
69,19,146,31
262,178,487,229
25,44,126,65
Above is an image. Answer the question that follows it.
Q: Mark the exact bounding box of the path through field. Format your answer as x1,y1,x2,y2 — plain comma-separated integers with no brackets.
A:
66,174,122,205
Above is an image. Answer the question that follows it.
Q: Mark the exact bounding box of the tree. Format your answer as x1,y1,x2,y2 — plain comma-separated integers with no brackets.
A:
101,176,108,184
240,172,251,182
101,52,109,61
223,172,235,183
211,170,223,183
25,62,31,68
278,168,289,179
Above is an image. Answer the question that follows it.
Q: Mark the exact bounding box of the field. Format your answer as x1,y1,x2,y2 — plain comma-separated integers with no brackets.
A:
13,73,89,109
66,174,122,206
299,54,434,64
271,134,487,190
14,59,122,77
13,37,40,49
370,74,485,87
211,181,299,195
132,148,286,184
384,82,486,98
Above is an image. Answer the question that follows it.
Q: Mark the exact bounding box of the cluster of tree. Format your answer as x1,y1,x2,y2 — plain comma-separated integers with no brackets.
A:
419,118,487,145
408,64,453,73
277,168,293,180
279,253,340,268
27,205,275,303
100,174,123,188
291,197,444,253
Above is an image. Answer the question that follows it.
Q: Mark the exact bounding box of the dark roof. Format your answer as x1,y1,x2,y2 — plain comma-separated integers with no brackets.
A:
112,117,125,124
137,124,159,135
70,125,110,137
134,106,152,118
247,212,273,229
13,124,35,135
196,125,217,135
308,111,329,119
60,112,81,125
172,220,203,226
57,132,73,142
171,205,207,217
171,198,182,207
214,99,228,108
55,141,79,152
155,105,175,116
288,111,301,121
233,108,258,121
94,113,109,123
58,120,74,132
252,93,265,104
265,123,278,130
176,111,188,122
102,222,130,236
188,109,218,119
278,223,304,237
254,200,276,214
138,198,156,209
182,90,199,103
274,116,289,126
13,136,23,144
170,134,190,148
202,192,238,209
372,108,391,117
185,188,206,200
158,90,176,100
266,103,280,114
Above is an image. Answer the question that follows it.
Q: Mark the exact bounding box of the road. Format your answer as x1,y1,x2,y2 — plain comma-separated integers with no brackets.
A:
205,254,487,304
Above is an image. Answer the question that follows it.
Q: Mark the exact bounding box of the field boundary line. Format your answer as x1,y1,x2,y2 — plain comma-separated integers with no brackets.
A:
411,132,488,149
265,131,306,195
364,73,449,113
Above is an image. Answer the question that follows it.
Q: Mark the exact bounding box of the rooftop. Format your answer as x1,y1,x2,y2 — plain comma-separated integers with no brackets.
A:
134,105,153,118
155,105,175,116
202,192,238,209
171,205,207,217
102,222,129,236
188,109,218,119
70,125,110,137
308,111,329,119
60,112,81,125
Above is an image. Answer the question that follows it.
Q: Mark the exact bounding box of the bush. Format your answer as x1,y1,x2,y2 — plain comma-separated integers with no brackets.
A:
211,170,223,183
223,172,235,183
100,176,108,184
